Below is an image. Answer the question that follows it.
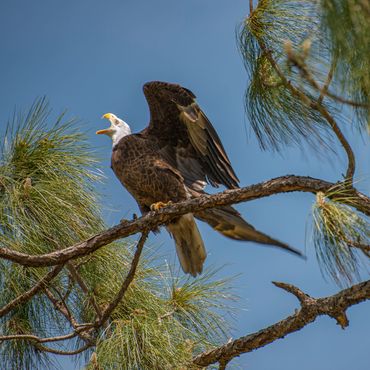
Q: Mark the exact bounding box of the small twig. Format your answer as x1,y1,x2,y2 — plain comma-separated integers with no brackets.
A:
318,62,335,104
346,240,370,254
249,0,253,14
66,262,103,319
269,43,356,183
0,264,64,318
158,310,176,323
285,50,356,181
44,288,95,344
285,44,368,109
309,68,366,108
97,231,149,326
272,281,314,305
315,104,356,182
62,274,74,302
192,279,370,367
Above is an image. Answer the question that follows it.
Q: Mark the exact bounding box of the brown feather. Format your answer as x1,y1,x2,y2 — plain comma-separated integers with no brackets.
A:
166,214,206,276
105,81,301,278
142,81,239,189
195,206,303,256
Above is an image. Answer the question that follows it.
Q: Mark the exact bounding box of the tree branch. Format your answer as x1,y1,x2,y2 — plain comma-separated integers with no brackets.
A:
0,331,77,344
249,0,253,14
44,288,95,345
35,343,92,356
284,46,356,181
192,279,370,367
0,264,64,317
97,231,149,326
248,28,356,182
66,262,103,320
0,176,368,268
318,61,335,104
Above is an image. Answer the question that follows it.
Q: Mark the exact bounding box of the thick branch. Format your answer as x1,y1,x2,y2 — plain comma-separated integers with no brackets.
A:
192,279,370,367
0,264,64,317
0,176,368,268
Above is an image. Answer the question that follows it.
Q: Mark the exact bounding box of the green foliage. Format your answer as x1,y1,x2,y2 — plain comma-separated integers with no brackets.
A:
312,190,370,286
0,268,55,370
0,98,104,255
241,0,369,286
0,100,235,369
321,0,370,129
239,0,369,150
91,265,235,370
0,99,103,369
238,0,333,151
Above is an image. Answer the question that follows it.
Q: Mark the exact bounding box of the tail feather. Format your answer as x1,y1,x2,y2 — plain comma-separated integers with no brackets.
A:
195,206,303,257
166,213,207,276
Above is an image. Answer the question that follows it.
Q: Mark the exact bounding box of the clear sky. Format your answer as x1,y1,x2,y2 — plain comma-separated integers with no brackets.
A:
0,1,369,369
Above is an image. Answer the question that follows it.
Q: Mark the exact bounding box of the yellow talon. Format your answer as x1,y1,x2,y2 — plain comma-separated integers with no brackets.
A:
150,201,172,211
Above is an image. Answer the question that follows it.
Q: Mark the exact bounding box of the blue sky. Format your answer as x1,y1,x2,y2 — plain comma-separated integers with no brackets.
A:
0,1,369,369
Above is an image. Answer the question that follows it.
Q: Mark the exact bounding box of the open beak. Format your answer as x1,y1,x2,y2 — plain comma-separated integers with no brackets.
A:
96,113,113,135
96,128,113,135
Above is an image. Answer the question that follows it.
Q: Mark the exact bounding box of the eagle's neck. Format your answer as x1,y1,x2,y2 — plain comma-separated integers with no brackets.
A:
112,123,131,147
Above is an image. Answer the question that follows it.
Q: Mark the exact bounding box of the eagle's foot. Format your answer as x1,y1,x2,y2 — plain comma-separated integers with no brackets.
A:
150,201,173,211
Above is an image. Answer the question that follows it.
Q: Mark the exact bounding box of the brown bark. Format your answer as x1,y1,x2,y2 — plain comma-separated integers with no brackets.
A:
0,175,368,268
192,280,370,367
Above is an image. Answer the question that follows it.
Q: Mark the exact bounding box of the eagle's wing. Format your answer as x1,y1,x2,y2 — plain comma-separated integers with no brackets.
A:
142,81,239,190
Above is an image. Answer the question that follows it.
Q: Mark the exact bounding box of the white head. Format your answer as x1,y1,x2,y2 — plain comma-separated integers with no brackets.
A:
96,113,132,147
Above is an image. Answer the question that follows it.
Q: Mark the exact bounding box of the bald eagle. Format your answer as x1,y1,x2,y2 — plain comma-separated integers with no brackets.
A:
97,81,301,276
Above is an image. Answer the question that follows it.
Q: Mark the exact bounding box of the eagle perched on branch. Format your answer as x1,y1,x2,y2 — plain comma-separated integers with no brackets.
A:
97,81,301,276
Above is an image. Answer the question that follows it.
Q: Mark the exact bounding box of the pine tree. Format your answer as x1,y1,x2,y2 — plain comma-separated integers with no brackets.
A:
239,0,369,285
0,100,235,369
0,1,369,369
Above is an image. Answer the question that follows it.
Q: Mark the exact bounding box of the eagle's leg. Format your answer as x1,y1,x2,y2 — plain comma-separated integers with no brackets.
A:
150,201,173,211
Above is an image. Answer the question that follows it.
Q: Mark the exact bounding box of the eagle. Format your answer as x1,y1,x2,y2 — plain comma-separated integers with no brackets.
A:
97,81,301,276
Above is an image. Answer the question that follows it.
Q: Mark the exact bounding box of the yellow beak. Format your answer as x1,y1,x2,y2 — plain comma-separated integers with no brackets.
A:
96,128,113,135
102,113,113,120
97,113,114,134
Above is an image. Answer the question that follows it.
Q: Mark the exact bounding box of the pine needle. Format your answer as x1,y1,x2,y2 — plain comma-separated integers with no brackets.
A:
320,0,370,131
0,99,238,368
238,0,336,152
311,191,370,286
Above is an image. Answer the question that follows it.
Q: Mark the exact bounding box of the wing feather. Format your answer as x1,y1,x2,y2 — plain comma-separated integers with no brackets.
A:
143,81,239,190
